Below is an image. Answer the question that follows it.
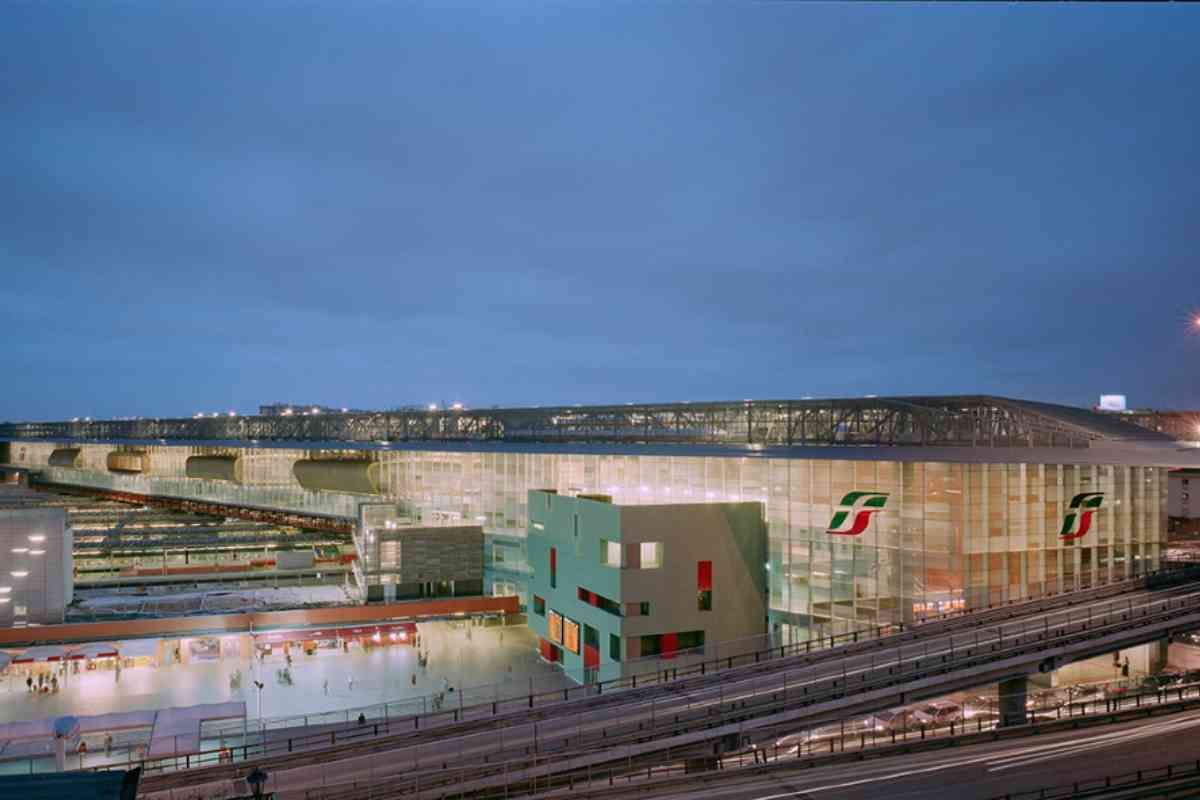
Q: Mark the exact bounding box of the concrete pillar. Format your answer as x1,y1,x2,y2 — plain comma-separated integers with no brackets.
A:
1151,637,1170,674
999,676,1028,727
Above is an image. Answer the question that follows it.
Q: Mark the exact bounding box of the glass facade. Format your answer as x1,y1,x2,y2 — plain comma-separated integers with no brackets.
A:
10,442,1168,643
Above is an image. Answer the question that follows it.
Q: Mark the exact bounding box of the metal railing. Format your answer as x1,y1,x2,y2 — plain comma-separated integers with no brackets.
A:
993,760,1200,799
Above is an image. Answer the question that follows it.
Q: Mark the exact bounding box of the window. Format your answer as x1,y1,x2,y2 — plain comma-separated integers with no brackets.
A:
563,617,580,654
622,600,651,617
639,542,662,569
573,514,582,556
493,544,507,564
609,633,621,661
549,610,563,644
600,539,622,567
578,586,622,616
533,595,546,616
550,547,557,589
698,560,713,611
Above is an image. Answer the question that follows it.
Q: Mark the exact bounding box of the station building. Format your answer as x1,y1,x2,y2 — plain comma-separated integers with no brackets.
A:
1,396,1194,648
526,491,767,681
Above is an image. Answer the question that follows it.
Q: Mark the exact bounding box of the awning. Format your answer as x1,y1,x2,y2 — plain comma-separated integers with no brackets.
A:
68,642,120,660
12,645,69,663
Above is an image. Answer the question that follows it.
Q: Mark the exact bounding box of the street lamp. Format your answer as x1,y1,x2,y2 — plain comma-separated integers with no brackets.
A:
253,680,265,734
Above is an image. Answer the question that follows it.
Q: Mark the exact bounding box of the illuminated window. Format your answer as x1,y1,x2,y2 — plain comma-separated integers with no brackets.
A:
549,610,563,644
640,542,662,569
563,617,580,655
600,539,622,567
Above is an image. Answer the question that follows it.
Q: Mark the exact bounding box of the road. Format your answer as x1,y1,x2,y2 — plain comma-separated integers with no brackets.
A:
567,708,1200,799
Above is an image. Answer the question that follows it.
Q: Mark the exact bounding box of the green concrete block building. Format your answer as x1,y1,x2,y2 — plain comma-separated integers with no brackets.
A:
526,490,766,683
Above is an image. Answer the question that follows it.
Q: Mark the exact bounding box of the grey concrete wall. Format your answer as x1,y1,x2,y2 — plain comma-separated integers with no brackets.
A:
378,525,484,584
0,507,71,626
619,502,767,649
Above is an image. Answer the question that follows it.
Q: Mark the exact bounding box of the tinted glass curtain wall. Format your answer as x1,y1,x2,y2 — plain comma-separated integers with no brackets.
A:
10,441,1167,641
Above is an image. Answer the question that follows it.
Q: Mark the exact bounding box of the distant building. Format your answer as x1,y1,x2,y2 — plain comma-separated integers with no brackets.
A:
258,403,362,417
0,507,72,626
526,490,766,683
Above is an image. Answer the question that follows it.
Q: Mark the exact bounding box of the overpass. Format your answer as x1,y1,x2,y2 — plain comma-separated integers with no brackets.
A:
123,567,1200,799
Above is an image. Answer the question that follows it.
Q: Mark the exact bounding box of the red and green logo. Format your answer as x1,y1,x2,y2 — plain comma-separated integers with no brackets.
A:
1059,492,1104,540
827,491,889,536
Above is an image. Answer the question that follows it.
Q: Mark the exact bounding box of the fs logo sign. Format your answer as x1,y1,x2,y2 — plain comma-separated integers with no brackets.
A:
1059,492,1104,540
827,492,889,536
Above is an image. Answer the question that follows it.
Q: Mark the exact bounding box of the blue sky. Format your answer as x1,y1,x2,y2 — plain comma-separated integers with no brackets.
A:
2,3,1198,421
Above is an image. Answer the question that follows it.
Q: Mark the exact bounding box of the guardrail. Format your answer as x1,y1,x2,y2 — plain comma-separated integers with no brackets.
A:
992,760,1200,799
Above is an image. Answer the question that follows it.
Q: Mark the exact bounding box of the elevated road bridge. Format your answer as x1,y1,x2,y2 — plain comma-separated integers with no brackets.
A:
126,568,1200,800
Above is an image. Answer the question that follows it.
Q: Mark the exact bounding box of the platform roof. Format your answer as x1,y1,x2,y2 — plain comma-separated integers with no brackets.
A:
0,395,1175,450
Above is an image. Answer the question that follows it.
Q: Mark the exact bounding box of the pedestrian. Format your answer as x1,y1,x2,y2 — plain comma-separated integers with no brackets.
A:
323,679,329,695
51,675,59,693
411,673,416,687
357,712,366,726
25,675,32,693
347,674,354,691
104,733,113,755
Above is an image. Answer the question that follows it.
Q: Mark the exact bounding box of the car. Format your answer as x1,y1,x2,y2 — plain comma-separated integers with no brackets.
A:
1103,682,1131,699
1026,689,1065,711
1178,669,1200,685
921,700,964,725
775,718,876,753
867,708,935,733
1139,673,1181,691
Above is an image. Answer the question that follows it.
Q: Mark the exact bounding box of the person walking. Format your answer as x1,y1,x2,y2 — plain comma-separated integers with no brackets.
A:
25,675,32,693
322,679,329,696
347,674,354,691
410,673,416,687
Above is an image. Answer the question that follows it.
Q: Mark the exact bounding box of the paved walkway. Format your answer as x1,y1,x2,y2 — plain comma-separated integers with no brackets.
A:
0,622,571,726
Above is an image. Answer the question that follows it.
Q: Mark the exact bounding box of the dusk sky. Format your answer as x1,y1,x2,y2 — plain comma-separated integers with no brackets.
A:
2,3,1198,422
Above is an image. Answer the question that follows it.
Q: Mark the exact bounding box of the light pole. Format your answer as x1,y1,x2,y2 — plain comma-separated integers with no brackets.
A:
253,680,264,735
